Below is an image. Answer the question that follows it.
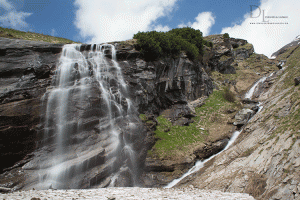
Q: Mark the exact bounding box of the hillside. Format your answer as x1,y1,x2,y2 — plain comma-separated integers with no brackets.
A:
0,26,76,44
175,40,300,199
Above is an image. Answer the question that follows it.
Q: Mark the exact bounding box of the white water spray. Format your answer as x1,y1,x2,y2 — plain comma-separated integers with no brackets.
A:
38,44,139,189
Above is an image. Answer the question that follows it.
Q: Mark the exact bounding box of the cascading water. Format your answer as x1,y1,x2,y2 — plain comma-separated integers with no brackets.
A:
165,74,272,188
34,44,142,189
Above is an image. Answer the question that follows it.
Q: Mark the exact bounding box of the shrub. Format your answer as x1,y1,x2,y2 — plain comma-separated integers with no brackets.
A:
168,27,203,53
223,86,235,102
133,27,204,61
223,33,230,39
203,40,213,47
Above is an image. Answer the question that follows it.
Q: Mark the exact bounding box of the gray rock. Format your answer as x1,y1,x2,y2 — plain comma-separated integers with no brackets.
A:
233,108,254,126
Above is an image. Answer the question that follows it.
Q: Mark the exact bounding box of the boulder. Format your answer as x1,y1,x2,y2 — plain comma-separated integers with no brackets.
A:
233,108,255,126
193,138,229,159
188,96,208,113
173,117,194,126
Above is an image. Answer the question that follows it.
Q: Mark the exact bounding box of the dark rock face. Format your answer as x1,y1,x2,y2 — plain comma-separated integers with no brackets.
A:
115,55,213,115
0,38,63,174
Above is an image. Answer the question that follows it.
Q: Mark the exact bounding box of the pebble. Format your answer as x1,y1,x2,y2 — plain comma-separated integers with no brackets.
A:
0,187,255,200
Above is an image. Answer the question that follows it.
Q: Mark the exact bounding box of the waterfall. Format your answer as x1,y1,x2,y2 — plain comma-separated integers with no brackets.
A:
165,74,272,188
36,44,141,189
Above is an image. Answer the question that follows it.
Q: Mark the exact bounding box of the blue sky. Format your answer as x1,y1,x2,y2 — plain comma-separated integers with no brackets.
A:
0,0,299,57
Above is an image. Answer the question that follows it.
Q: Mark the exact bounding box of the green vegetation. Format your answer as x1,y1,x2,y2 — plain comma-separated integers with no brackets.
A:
223,33,230,39
133,27,209,60
150,88,240,160
0,26,76,44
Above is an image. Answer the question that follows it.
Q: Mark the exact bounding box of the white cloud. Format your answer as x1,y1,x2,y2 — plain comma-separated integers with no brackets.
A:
179,12,215,36
0,0,32,30
74,0,177,43
221,0,300,57
0,0,13,10
153,25,170,32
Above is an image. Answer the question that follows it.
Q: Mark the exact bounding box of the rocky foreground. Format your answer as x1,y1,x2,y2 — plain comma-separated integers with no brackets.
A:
0,187,255,200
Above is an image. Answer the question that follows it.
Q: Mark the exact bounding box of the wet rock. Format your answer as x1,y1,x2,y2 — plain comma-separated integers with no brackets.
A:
242,98,258,104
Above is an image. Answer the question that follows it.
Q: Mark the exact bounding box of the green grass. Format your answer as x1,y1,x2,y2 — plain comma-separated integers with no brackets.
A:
150,88,239,160
0,26,77,44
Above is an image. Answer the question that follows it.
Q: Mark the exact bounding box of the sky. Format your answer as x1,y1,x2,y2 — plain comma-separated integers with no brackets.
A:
0,0,299,57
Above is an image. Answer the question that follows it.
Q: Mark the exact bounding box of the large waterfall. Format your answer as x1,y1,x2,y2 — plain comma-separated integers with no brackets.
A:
33,44,143,189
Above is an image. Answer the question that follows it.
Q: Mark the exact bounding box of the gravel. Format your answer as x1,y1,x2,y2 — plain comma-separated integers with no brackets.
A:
0,187,255,200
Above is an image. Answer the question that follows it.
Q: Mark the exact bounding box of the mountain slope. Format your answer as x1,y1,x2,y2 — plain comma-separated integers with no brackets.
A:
177,41,300,200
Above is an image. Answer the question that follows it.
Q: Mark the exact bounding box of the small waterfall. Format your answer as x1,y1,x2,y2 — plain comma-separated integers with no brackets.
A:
36,44,141,189
165,74,272,188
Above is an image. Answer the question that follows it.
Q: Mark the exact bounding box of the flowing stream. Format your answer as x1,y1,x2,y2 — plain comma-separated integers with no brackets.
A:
165,74,271,188
36,44,141,189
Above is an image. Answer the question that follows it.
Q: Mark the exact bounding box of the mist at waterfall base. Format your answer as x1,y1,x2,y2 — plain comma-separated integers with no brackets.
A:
165,74,270,188
33,44,144,189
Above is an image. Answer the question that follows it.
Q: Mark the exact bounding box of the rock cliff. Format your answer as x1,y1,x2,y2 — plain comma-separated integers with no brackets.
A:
0,37,63,174
0,35,256,190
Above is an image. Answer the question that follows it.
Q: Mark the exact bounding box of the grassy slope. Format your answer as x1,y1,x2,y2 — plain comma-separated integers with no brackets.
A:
147,89,241,161
0,26,76,44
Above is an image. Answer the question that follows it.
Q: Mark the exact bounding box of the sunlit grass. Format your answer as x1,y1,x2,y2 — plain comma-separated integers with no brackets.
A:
0,26,77,44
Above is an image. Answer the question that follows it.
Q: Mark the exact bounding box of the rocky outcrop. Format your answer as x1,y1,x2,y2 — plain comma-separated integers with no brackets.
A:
203,35,253,74
114,50,213,115
0,37,63,175
0,37,215,189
